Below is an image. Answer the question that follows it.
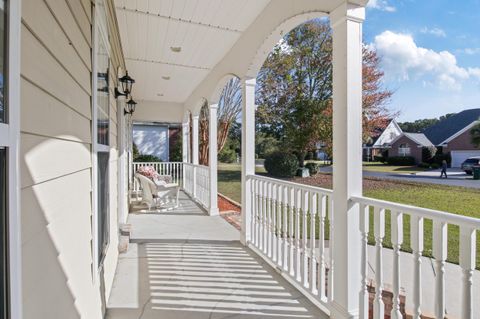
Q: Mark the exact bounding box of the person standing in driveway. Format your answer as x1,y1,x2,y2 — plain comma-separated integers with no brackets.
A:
440,160,448,178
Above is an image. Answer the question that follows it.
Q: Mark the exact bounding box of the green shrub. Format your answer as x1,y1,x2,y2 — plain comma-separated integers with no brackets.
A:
219,146,237,163
418,162,431,169
305,162,319,175
264,152,299,177
422,146,437,164
135,154,162,162
373,155,386,163
433,152,452,167
431,163,440,169
385,156,416,166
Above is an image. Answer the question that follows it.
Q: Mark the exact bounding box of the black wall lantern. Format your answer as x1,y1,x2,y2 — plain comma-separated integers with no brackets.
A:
124,98,137,116
115,71,135,98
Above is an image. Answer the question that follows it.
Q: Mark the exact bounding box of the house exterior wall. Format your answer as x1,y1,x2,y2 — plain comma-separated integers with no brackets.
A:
443,129,479,152
20,1,124,318
132,100,184,123
389,135,423,163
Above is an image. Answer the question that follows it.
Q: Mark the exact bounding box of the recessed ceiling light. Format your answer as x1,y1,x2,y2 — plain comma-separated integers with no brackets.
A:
170,46,182,53
162,76,171,80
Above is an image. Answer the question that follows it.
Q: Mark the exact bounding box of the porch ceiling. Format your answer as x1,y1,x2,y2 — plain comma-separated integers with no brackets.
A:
115,0,271,103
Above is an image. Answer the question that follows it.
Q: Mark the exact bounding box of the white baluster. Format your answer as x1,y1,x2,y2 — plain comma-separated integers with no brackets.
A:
250,178,255,246
272,183,277,263
310,192,318,295
252,179,257,246
373,207,385,319
432,220,447,319
391,211,403,319
295,188,301,282
328,195,334,302
283,185,289,272
318,194,327,301
360,204,370,319
302,190,309,288
277,184,283,266
460,226,476,319
263,181,268,254
289,186,295,276
266,182,272,258
411,215,424,319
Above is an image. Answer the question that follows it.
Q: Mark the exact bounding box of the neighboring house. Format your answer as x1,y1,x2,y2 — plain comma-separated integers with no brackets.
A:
133,122,181,161
389,132,435,163
363,119,403,160
369,109,480,166
423,108,480,167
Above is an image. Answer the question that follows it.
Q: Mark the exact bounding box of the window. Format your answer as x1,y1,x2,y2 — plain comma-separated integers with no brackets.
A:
94,0,110,266
0,148,6,318
97,152,109,263
96,36,109,146
0,0,6,124
398,143,411,156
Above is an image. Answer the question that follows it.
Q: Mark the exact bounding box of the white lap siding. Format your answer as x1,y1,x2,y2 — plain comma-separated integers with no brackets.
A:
20,0,124,318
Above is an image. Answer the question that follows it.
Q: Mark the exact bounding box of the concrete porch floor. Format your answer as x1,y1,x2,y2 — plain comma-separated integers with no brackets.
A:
106,192,329,319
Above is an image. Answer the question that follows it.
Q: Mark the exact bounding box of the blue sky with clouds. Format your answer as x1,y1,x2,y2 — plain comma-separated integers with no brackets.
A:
364,0,480,121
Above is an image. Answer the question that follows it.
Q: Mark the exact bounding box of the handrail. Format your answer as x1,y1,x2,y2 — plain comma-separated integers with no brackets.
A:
247,174,333,195
351,195,480,228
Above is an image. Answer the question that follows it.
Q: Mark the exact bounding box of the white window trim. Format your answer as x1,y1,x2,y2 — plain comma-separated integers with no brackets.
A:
0,0,23,318
91,0,111,280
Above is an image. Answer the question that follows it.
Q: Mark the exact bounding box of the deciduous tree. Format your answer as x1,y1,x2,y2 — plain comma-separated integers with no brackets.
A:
256,19,394,164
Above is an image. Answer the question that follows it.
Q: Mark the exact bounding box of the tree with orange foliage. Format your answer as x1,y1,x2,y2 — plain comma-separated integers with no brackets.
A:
257,19,394,163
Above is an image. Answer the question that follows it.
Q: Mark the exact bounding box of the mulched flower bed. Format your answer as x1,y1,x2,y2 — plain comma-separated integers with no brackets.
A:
218,194,242,230
288,173,404,192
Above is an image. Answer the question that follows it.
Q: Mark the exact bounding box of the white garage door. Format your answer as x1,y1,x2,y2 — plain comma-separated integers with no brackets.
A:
451,150,480,168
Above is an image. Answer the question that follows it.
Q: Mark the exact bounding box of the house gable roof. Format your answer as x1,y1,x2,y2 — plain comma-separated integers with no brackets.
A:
372,119,403,147
423,108,480,145
390,132,434,148
403,133,434,147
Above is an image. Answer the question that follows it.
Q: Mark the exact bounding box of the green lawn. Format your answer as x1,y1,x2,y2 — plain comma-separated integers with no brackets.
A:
363,161,428,174
218,163,264,203
218,162,480,267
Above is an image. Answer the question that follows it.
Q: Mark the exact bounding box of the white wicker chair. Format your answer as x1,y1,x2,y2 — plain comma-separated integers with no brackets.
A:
135,173,179,210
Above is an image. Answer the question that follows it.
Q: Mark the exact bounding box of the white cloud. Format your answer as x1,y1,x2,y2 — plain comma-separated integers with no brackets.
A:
420,27,446,38
461,48,480,55
367,0,396,12
370,31,480,91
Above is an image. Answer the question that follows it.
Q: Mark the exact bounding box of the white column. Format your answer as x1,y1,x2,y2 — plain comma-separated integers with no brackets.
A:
192,115,200,198
182,122,188,163
192,115,200,165
208,104,219,215
329,3,365,319
241,78,256,245
182,121,189,188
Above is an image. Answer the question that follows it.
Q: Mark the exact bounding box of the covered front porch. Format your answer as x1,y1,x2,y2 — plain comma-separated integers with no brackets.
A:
106,191,328,319
112,1,479,318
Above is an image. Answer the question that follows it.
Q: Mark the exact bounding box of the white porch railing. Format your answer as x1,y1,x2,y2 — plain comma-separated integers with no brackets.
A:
352,195,479,319
247,174,334,310
247,174,480,318
183,163,210,209
132,162,183,191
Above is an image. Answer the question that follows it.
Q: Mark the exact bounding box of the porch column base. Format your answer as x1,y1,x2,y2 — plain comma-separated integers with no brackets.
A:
209,207,219,216
330,301,359,319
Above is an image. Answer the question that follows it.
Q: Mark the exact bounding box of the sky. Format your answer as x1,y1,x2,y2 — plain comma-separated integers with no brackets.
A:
363,0,480,122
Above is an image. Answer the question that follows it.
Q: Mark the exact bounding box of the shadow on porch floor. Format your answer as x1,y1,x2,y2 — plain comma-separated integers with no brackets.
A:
106,192,328,319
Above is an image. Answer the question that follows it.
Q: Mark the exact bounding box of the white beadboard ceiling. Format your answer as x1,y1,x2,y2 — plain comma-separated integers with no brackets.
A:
115,0,271,103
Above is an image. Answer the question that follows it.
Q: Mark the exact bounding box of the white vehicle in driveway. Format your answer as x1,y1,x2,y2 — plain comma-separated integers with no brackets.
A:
461,156,480,174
